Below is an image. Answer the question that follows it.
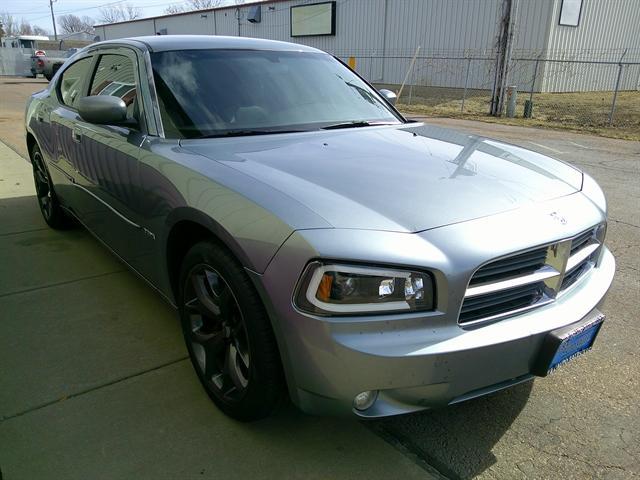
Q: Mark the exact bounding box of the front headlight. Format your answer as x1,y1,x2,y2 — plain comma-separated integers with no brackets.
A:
294,262,435,315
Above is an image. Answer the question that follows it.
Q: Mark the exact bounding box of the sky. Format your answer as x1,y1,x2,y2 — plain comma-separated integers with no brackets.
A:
2,0,243,33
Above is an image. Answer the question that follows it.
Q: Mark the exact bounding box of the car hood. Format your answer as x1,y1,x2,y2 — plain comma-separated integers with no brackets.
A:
181,123,583,232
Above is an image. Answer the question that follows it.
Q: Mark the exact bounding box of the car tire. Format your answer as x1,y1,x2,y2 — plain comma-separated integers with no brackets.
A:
178,241,284,421
44,73,52,81
31,143,72,229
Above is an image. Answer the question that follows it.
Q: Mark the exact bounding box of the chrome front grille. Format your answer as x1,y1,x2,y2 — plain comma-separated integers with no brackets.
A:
570,229,593,255
561,262,590,290
459,282,546,324
468,247,548,286
459,226,603,326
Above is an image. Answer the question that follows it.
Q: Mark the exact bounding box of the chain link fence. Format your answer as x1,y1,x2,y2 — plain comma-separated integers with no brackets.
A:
338,51,640,138
0,48,35,77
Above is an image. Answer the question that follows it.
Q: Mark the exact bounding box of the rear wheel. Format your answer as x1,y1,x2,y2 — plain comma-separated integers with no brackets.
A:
31,144,71,229
178,241,284,421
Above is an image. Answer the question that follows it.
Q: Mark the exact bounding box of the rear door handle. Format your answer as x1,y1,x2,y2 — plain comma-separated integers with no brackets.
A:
72,128,82,143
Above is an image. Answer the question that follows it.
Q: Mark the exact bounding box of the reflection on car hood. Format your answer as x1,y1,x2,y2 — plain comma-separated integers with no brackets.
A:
181,123,583,232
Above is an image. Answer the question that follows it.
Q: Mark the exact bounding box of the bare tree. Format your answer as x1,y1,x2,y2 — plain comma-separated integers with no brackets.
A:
164,4,186,14
164,0,224,15
1,12,50,37
123,4,142,20
189,0,224,9
32,25,49,36
59,14,95,34
19,19,33,35
98,4,142,24
97,6,121,24
0,11,18,36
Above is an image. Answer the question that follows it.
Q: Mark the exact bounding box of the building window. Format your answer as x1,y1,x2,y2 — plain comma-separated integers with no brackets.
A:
290,2,336,37
559,0,583,27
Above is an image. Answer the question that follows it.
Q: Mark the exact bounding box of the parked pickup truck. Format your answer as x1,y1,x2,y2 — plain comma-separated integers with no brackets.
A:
30,49,77,81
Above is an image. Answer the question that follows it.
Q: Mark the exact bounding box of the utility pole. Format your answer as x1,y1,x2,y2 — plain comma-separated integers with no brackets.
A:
49,0,58,41
490,0,516,116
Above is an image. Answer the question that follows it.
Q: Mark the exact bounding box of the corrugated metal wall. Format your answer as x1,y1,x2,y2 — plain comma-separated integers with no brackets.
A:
156,11,216,35
100,19,155,39
231,0,387,81
540,0,640,92
374,0,553,88
546,0,640,61
96,0,639,92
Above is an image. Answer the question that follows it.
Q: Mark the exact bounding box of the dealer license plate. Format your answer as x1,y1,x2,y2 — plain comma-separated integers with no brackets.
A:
549,317,603,371
532,312,605,376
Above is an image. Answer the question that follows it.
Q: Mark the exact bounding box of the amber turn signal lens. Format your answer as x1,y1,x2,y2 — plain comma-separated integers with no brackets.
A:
317,273,333,301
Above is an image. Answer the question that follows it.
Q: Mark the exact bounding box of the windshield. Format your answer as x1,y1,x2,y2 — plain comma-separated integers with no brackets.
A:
150,49,401,139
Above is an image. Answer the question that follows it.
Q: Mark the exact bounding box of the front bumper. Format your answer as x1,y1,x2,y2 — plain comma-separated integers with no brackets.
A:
251,196,615,417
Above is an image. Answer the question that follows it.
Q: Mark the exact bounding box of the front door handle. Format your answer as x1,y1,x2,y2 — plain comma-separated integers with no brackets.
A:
72,128,82,144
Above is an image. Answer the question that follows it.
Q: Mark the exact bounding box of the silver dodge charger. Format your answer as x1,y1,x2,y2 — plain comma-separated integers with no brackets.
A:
25,35,615,420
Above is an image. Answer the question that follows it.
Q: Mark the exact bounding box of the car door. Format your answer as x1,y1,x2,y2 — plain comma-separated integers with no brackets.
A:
72,48,149,264
48,54,95,209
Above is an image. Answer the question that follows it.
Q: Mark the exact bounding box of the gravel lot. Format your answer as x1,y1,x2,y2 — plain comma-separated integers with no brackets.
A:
1,77,638,479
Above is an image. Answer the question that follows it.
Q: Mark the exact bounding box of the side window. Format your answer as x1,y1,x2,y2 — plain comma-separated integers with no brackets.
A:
58,57,93,109
89,54,139,120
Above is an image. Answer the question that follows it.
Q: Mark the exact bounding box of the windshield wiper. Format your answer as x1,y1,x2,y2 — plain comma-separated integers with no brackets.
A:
321,121,396,130
196,129,305,139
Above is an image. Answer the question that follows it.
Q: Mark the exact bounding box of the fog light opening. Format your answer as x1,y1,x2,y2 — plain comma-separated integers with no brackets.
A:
353,390,378,411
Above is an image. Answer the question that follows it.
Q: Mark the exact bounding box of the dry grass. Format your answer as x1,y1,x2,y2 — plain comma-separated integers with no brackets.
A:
381,85,640,141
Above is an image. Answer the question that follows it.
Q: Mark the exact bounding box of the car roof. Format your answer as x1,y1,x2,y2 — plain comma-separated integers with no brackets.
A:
93,35,324,53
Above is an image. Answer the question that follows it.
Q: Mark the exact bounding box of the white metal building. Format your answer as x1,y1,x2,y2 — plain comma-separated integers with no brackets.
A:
94,0,640,92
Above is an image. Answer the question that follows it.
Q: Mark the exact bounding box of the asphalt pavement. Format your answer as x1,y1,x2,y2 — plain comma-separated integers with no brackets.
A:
371,117,640,479
0,78,638,479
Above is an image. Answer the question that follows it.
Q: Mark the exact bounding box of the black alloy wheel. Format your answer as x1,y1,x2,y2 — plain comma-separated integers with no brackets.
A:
179,241,284,421
31,144,70,229
183,264,252,401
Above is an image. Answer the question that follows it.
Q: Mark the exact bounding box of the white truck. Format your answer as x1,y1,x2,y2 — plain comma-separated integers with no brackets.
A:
0,35,50,77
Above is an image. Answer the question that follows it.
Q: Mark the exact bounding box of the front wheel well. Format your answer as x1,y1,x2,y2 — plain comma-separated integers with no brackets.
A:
26,133,37,160
166,220,230,302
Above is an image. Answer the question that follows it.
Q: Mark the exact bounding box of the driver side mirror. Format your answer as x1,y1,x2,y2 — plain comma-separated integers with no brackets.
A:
378,89,397,106
77,96,137,128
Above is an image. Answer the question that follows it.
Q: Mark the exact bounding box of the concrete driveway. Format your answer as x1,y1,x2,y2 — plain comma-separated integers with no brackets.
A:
1,78,638,479
0,140,432,480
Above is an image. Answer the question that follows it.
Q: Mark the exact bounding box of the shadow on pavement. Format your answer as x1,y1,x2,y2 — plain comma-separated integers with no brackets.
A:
369,380,534,479
0,193,529,479
0,195,47,234
0,194,429,479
